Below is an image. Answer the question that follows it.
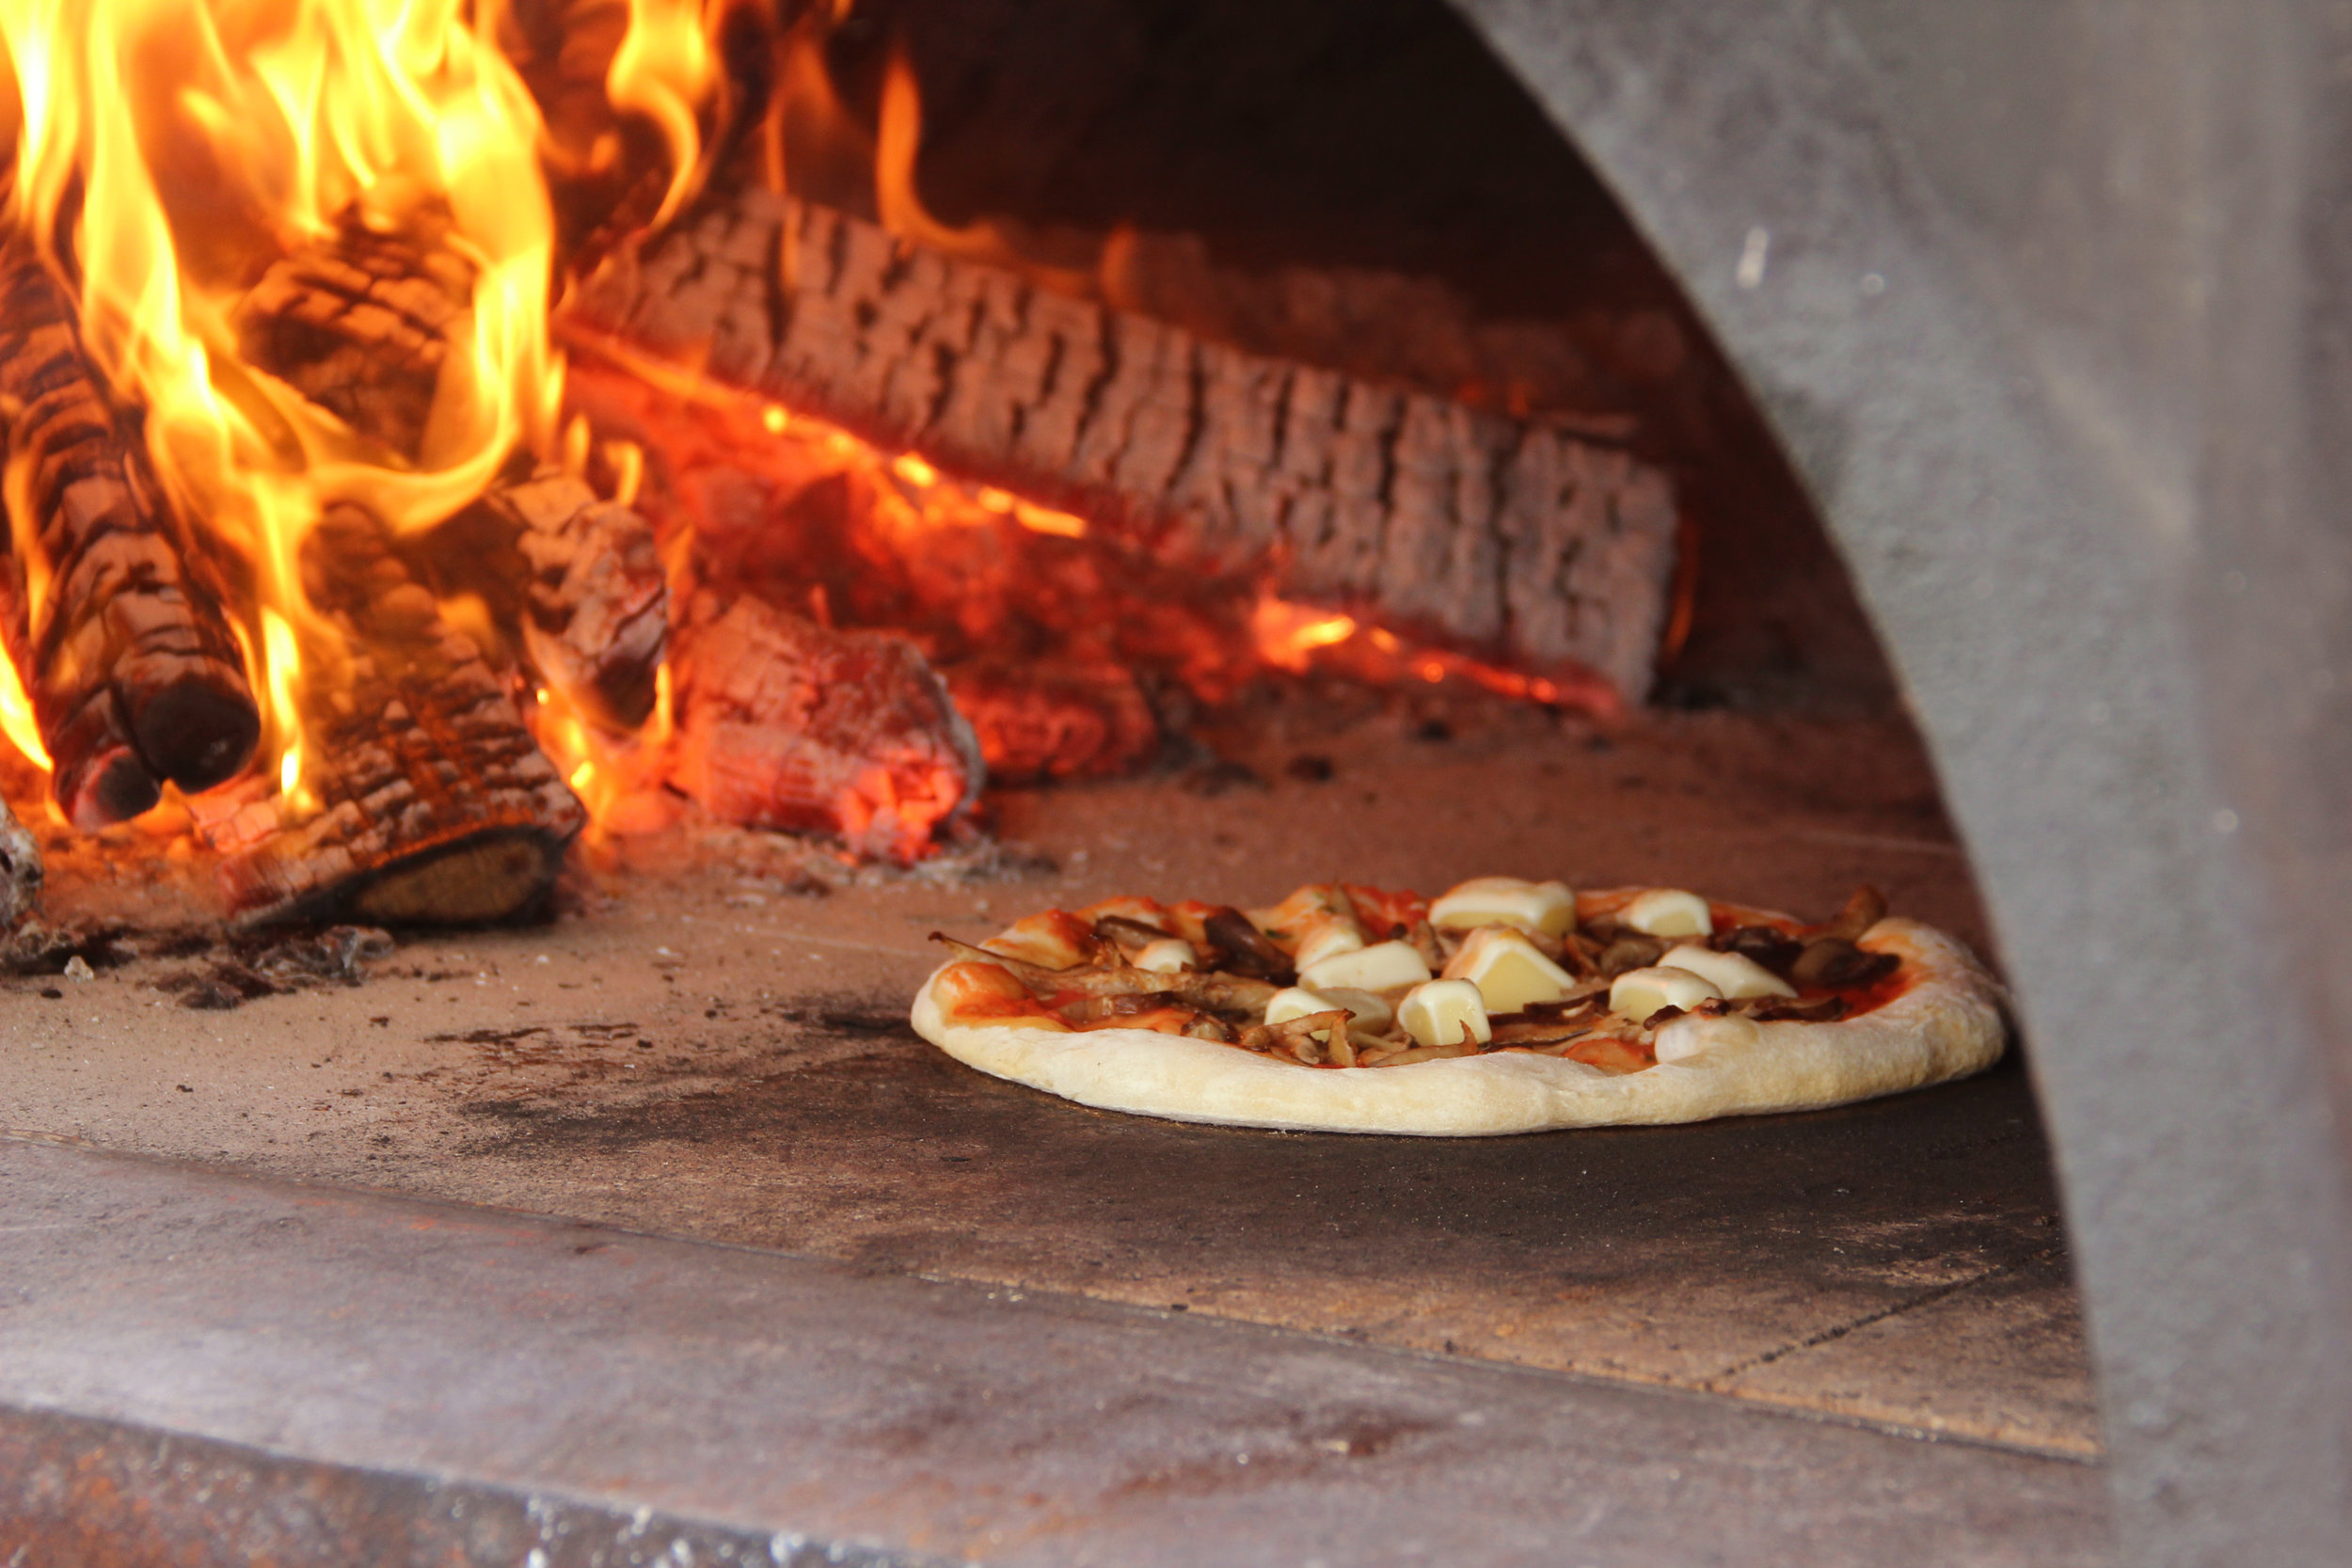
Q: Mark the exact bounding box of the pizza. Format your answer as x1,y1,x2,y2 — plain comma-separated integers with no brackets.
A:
910,876,2007,1135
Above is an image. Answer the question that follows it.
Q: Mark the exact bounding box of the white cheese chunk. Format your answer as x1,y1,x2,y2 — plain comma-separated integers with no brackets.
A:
1134,938,1199,974
1398,979,1493,1047
1292,920,1366,972
1441,926,1579,1014
1429,876,1578,937
1264,987,1345,1038
1609,965,1724,1022
1654,1011,1761,1065
1659,943,1795,1001
1320,986,1396,1037
1620,888,1714,939
1300,940,1432,994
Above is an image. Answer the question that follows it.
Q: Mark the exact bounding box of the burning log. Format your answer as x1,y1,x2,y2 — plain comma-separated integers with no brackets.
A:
0,249,262,826
406,468,670,733
943,658,1159,784
231,224,474,464
569,189,1681,703
219,505,585,926
667,589,982,863
0,796,40,929
234,230,668,729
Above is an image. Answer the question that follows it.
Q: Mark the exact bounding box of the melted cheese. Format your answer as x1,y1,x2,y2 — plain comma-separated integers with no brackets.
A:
1609,965,1724,1022
1399,979,1492,1047
1300,940,1432,993
1429,877,1576,937
1441,926,1578,1014
1620,888,1713,939
1135,938,1199,974
1659,943,1794,1000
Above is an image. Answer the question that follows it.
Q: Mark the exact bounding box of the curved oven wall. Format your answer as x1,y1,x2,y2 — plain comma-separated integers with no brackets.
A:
1451,2,2352,1560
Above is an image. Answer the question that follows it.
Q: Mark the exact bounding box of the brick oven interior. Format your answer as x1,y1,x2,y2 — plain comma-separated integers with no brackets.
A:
0,2,2114,1561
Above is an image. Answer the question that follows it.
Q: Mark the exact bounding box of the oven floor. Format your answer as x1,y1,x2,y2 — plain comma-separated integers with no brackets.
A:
0,708,2101,1471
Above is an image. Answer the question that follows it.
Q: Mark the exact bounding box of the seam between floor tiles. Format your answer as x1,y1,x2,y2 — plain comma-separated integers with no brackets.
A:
1699,1256,2042,1386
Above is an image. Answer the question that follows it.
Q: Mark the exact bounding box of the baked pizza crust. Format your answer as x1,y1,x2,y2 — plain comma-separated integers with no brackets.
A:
911,917,2006,1135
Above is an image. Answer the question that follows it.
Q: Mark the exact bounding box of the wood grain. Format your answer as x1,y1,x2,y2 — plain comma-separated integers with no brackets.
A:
569,187,1679,702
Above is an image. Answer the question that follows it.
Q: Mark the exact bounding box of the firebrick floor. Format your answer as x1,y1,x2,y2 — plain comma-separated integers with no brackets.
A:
0,706,2108,1560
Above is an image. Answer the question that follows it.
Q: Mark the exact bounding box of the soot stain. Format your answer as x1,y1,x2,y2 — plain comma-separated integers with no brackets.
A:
452,994,922,1144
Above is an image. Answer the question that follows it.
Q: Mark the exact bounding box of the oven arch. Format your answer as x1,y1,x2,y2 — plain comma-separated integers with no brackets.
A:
1450,2,2352,1559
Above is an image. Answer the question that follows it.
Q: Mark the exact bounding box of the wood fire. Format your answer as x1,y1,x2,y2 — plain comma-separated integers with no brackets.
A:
0,0,1680,928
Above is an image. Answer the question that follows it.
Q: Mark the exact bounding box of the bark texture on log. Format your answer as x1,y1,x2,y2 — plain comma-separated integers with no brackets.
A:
233,225,474,463
943,658,1157,784
570,188,1679,700
235,230,669,729
0,251,262,826
219,506,585,925
668,589,981,863
410,468,670,732
0,795,40,928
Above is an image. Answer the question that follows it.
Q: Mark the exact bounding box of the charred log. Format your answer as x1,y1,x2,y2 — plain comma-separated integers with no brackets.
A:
232,223,475,464
569,188,1680,702
0,795,40,928
667,588,982,863
410,468,669,732
219,505,585,926
234,229,668,728
0,250,262,826
942,658,1157,783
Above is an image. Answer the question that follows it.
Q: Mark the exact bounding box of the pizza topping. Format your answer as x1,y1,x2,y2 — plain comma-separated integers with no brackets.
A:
1399,978,1493,1047
1093,912,1178,953
1655,1010,1761,1065
1428,877,1578,938
982,908,1101,969
1561,1036,1655,1073
932,879,1921,1074
1342,883,1433,940
1315,985,1396,1037
1814,883,1889,942
1658,943,1798,1001
1609,965,1724,1022
1263,986,1347,1037
1442,926,1581,1014
930,934,1278,1013
1292,917,1367,973
1064,990,1186,1023
932,960,1073,1030
1242,1007,1355,1064
1200,906,1295,982
1487,996,1607,1047
1790,937,1900,990
1619,888,1715,939
1713,924,1804,976
1300,939,1433,993
1134,938,1199,974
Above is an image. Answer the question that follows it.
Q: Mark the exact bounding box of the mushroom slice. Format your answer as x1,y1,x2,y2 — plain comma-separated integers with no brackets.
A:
1201,907,1295,982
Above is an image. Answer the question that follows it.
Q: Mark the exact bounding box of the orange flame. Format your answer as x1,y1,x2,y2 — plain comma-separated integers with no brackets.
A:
870,47,1095,296
604,0,717,226
0,0,720,812
1252,596,1359,673
0,637,46,769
